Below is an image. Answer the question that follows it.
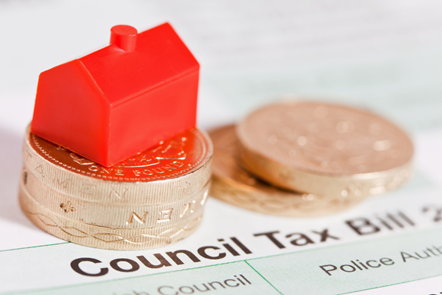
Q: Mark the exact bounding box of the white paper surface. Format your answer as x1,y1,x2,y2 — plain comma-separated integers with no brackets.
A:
1,1,442,294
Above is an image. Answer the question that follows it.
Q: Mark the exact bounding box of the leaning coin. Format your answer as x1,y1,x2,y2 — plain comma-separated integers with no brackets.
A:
236,101,413,198
210,125,365,217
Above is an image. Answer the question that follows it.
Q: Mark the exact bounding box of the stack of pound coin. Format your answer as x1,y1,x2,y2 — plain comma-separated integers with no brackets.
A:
210,101,413,216
20,125,212,250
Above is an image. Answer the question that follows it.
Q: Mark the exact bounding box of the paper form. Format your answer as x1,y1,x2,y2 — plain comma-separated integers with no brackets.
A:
1,1,442,294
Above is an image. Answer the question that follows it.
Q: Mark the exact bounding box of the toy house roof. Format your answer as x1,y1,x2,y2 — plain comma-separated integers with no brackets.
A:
62,23,199,106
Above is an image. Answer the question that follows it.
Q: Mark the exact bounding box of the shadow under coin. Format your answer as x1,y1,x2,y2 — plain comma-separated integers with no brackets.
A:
0,126,35,229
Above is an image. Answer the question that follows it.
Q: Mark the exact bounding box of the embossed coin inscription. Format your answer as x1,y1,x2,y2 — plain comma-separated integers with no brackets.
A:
238,101,413,175
30,128,208,181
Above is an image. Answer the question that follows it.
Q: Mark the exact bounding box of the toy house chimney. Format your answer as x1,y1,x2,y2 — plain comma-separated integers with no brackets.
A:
110,25,138,52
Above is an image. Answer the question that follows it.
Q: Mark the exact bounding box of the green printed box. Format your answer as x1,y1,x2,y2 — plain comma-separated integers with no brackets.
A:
247,227,442,294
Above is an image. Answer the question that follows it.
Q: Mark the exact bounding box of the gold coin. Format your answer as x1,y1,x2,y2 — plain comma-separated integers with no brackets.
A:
22,168,209,228
237,101,413,198
19,181,203,250
210,125,365,217
23,125,212,204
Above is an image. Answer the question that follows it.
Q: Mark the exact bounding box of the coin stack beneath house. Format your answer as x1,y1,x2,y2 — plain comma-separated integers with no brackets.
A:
20,126,212,250
210,101,413,217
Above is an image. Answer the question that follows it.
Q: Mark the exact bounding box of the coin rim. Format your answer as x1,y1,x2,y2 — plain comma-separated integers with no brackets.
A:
22,169,209,228
238,138,413,197
19,182,203,251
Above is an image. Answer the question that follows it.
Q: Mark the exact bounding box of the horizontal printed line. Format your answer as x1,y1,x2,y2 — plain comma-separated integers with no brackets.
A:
0,242,69,253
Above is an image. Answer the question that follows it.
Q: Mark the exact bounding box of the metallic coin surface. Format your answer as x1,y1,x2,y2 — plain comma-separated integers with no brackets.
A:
23,125,212,204
22,168,209,228
19,182,203,250
20,124,211,250
237,101,413,197
210,125,365,217
30,127,209,182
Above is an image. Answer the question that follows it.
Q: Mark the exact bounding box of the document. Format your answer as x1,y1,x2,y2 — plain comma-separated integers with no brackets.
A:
1,1,442,294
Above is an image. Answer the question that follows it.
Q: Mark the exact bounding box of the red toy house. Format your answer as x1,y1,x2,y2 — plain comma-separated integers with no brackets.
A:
32,23,199,167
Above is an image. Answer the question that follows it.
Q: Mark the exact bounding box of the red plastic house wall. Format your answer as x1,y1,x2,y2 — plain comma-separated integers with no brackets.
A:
31,23,199,167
